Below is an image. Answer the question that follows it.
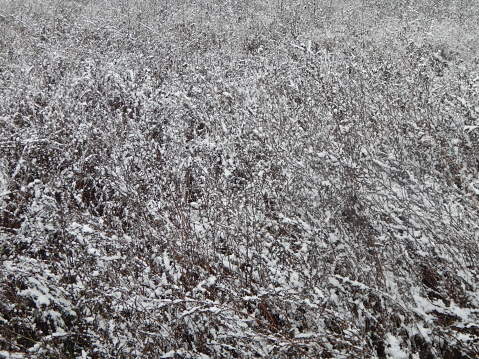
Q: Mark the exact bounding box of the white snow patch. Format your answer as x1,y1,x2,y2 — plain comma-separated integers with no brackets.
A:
100,255,122,261
82,225,95,233
386,334,408,359
19,288,51,307
464,125,479,133
242,296,259,301
87,246,100,256
0,351,26,359
448,300,473,322
290,271,300,287
160,351,176,358
163,252,171,270
295,332,315,339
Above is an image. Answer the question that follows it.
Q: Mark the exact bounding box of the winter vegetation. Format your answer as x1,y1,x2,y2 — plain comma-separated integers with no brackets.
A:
1,0,479,358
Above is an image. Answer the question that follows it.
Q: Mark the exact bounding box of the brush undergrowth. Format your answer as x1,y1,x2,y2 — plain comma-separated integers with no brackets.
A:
1,0,479,358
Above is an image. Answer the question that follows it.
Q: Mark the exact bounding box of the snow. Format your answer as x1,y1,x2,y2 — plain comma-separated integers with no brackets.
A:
160,351,177,359
0,352,25,359
2,3,479,358
385,334,408,359
19,287,51,307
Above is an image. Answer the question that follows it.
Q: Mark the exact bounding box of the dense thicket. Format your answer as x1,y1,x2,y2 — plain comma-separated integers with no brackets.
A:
1,1,479,358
